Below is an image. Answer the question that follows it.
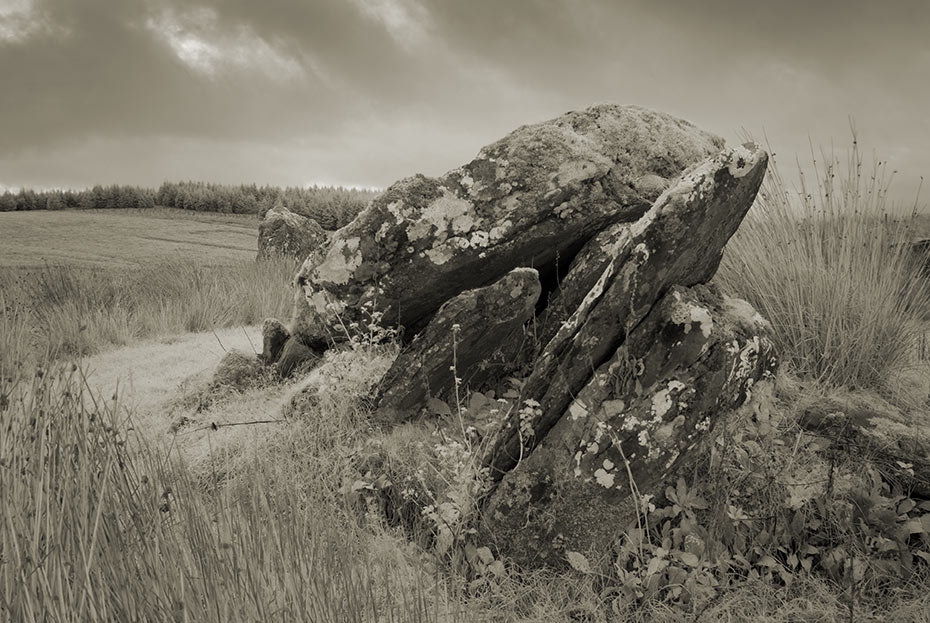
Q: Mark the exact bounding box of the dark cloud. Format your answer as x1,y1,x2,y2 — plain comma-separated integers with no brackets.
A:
0,0,353,150
0,0,926,205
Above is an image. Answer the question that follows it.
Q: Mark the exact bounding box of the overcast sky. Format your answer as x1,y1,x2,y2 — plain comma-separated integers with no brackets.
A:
1,0,927,206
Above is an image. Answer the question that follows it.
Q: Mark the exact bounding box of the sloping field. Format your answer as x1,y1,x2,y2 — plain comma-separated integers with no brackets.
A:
0,208,258,267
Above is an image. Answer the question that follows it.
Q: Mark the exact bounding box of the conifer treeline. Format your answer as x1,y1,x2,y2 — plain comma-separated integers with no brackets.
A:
0,182,380,230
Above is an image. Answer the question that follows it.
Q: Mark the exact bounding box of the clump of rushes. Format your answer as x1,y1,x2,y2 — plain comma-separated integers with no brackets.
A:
716,133,929,400
0,361,455,623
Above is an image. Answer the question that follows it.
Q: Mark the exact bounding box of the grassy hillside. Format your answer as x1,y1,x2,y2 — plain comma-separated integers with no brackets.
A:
0,208,259,268
2,143,930,622
0,257,297,368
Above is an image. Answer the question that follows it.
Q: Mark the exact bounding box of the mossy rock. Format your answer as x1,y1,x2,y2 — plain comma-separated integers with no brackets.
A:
212,350,264,390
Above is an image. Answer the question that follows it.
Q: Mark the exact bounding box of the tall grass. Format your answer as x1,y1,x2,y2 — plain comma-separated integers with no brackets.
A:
716,137,929,398
0,248,468,621
3,356,923,622
0,363,461,622
0,255,299,366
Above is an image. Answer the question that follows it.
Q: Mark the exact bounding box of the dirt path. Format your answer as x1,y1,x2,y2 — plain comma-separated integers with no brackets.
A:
79,325,394,473
80,326,271,447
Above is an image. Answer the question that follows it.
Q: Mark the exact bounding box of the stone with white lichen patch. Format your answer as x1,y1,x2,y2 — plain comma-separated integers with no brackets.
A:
266,104,776,575
477,139,772,571
290,104,726,349
479,283,778,570
486,143,770,481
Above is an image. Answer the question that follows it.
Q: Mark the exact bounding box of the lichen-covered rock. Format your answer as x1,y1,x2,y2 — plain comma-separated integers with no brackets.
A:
258,204,328,260
478,285,778,569
261,318,290,365
374,268,541,424
292,105,724,349
486,143,769,479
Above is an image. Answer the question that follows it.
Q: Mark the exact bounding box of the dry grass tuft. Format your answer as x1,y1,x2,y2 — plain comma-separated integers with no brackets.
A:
715,136,930,402
0,358,471,623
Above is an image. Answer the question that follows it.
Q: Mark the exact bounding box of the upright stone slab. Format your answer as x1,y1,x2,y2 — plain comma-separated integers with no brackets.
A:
261,318,290,364
374,268,541,424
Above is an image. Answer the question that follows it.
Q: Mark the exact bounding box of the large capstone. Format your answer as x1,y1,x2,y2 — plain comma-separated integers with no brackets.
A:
291,104,724,350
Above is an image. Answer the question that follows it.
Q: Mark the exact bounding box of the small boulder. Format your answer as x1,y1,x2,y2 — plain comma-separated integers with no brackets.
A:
260,318,323,378
799,393,930,498
261,318,290,364
258,204,328,261
275,337,321,378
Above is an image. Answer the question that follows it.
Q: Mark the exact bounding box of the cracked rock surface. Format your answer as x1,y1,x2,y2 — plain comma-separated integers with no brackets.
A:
479,284,778,568
485,144,770,479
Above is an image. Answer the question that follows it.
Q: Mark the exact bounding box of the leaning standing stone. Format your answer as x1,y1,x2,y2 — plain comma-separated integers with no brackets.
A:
479,285,778,569
485,144,769,479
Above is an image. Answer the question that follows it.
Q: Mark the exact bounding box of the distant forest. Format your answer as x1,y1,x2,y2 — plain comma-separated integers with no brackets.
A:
0,182,381,230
